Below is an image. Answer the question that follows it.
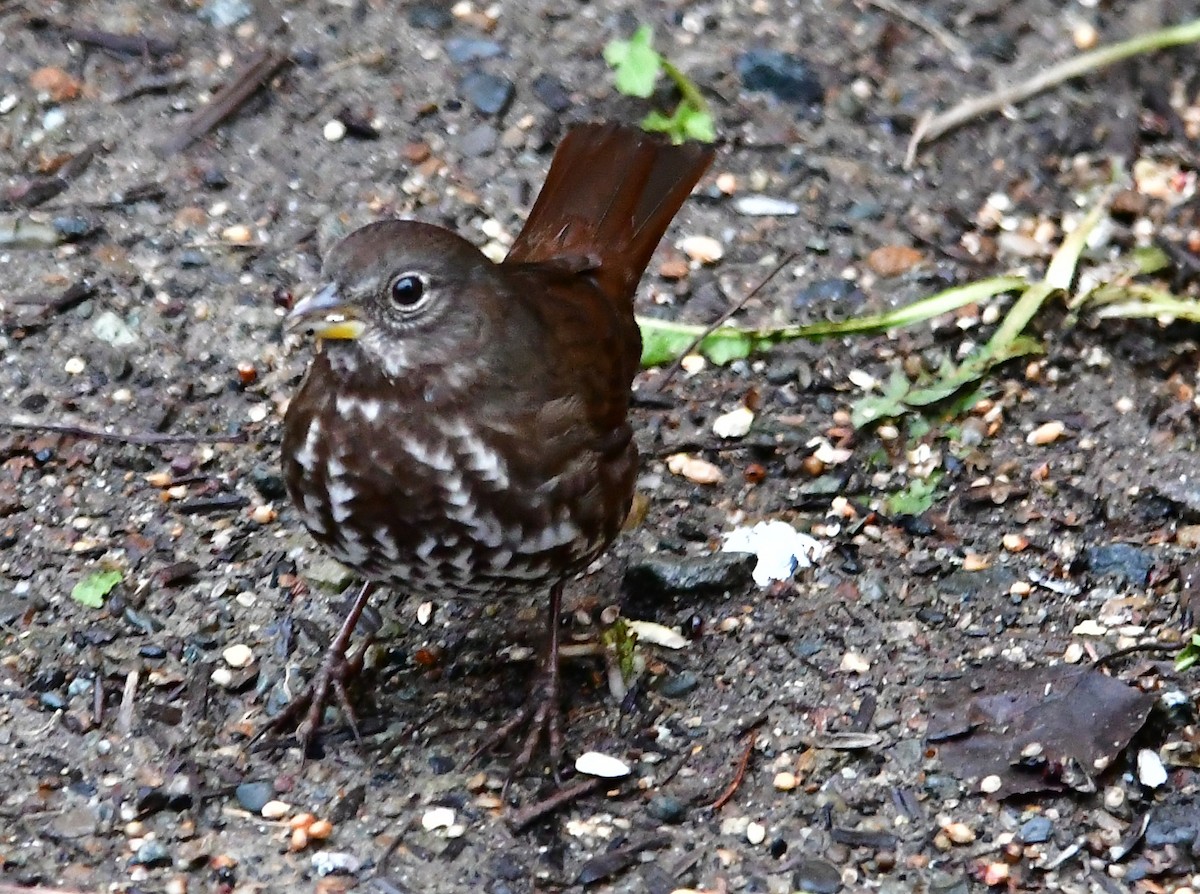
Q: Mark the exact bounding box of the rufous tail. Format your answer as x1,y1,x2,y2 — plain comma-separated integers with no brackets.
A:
504,123,714,302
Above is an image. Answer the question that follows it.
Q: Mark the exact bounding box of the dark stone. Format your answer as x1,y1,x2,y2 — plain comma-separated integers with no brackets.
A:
1019,816,1052,844
179,250,208,268
1145,807,1200,846
737,50,823,106
532,73,572,112
428,754,455,774
1084,543,1153,586
234,780,275,813
655,671,699,698
130,839,171,866
53,216,94,240
623,552,755,604
201,167,229,189
791,857,842,893
250,467,288,500
460,71,515,117
445,38,503,64
20,392,48,412
646,795,686,823
408,2,452,31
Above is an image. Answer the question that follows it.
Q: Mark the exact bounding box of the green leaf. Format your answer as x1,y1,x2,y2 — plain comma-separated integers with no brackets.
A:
604,25,661,98
642,103,715,144
71,569,122,609
884,474,942,517
1176,633,1200,673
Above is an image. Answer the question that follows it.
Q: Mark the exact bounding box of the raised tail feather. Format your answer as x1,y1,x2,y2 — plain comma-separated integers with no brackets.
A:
504,123,714,301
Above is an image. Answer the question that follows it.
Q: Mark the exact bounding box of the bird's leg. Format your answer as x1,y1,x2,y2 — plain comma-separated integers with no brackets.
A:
472,581,566,776
260,580,376,755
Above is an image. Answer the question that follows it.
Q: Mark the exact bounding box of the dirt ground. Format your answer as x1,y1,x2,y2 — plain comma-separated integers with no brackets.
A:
2,1,1200,892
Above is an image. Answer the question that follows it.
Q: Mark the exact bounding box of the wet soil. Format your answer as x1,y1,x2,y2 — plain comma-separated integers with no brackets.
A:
2,1,1200,892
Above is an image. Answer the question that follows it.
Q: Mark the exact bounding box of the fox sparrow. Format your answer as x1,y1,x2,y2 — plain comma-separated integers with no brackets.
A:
276,122,713,768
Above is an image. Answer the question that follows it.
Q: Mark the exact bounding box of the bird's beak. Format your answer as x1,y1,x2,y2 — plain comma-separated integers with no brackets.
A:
286,283,365,340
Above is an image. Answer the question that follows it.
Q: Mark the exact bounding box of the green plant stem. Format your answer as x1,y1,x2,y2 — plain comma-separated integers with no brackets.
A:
661,59,710,115
908,18,1200,163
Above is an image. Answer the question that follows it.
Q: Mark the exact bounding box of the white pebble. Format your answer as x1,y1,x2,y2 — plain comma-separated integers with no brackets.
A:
773,771,797,791
1026,420,1066,445
575,751,631,779
323,119,347,142
247,403,269,423
222,643,254,668
745,821,766,845
979,775,1002,794
64,356,86,375
666,453,724,485
712,406,754,439
260,800,290,819
839,651,870,673
1137,748,1168,788
676,235,723,264
421,807,456,831
732,195,799,216
209,667,233,688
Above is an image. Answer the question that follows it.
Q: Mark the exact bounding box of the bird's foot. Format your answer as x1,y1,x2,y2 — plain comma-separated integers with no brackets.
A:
253,581,376,757
471,655,565,780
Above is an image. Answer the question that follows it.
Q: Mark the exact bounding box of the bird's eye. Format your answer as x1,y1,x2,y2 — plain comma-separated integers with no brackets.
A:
389,273,428,310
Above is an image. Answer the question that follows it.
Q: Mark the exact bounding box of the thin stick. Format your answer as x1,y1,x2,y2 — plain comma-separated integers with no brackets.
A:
656,251,797,389
507,777,603,830
906,18,1200,167
117,669,139,735
707,729,757,810
862,0,972,70
0,420,246,445
164,47,290,152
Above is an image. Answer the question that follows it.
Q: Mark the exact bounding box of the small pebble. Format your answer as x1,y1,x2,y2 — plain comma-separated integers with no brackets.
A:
575,751,631,779
979,775,1002,794
746,821,766,845
773,771,798,791
1072,619,1106,637
839,651,869,673
1137,748,1168,788
732,195,799,216
943,821,976,844
323,119,346,142
222,644,254,668
260,799,290,820
308,818,333,839
221,223,254,245
676,235,723,264
250,504,276,524
421,806,455,831
1027,420,1066,445
712,406,754,438
666,453,724,485
64,356,86,375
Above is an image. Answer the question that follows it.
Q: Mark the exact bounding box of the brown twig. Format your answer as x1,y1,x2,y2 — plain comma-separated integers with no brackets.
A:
507,777,604,830
905,19,1200,167
861,0,971,70
0,420,247,445
1091,640,1182,671
57,24,177,56
3,280,97,332
655,251,797,390
164,47,291,153
708,729,758,811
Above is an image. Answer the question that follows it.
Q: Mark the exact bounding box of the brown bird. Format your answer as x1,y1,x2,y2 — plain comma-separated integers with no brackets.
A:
277,123,713,769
